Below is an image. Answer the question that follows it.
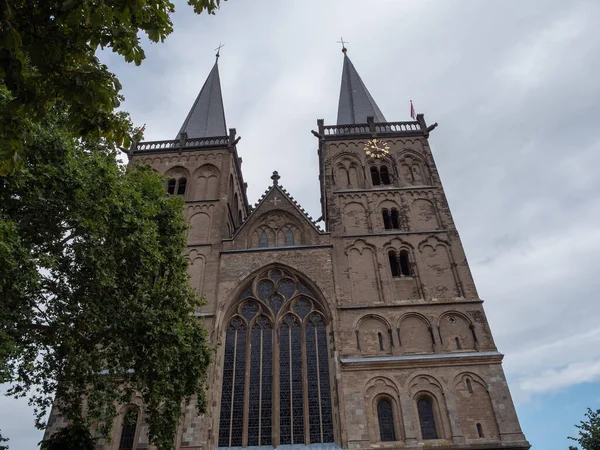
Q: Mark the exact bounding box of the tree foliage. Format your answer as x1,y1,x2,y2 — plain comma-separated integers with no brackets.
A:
39,424,95,450
0,112,212,450
570,408,600,450
0,0,227,173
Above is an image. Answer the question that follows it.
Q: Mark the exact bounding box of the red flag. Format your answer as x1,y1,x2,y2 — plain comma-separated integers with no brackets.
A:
410,100,416,120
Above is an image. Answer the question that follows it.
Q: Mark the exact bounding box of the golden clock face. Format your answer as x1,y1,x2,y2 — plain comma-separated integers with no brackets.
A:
364,138,390,159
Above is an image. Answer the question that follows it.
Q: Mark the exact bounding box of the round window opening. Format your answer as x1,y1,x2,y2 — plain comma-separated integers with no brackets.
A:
448,316,456,324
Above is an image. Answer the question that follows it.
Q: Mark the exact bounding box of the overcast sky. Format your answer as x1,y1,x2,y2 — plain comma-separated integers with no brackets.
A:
2,0,599,448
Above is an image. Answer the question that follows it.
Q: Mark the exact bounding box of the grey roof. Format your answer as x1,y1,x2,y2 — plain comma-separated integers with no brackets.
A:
337,53,386,125
176,59,227,139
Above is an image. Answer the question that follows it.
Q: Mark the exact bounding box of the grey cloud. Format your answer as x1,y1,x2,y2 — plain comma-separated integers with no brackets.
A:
3,0,599,446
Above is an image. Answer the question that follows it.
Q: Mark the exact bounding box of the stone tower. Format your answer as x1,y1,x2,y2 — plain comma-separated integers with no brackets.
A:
46,51,530,450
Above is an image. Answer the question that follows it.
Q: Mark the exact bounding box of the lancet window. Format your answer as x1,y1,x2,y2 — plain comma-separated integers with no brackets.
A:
218,268,334,447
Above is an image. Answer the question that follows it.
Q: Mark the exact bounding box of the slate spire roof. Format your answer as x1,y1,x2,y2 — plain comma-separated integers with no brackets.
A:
176,57,227,139
337,51,387,125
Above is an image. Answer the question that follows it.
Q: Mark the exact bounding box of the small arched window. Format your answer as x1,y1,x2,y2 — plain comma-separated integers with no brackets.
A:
285,229,294,246
476,423,484,438
399,250,411,276
390,209,400,229
118,409,138,450
417,397,438,440
380,165,391,185
455,337,462,350
382,209,392,230
370,166,381,186
377,332,384,351
259,231,268,248
377,399,396,442
167,179,176,195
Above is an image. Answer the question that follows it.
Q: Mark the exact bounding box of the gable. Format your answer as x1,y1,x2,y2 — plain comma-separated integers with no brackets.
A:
229,185,323,249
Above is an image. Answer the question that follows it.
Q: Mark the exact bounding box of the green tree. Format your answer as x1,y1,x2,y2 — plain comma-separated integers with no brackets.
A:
0,112,212,450
0,430,8,450
569,408,600,450
0,0,226,173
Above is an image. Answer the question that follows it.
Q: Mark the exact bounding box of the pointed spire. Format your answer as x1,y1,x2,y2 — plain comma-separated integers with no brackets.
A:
337,52,386,125
176,58,227,139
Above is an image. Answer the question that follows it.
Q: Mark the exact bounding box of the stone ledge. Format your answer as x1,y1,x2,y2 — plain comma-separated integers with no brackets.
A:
340,351,504,370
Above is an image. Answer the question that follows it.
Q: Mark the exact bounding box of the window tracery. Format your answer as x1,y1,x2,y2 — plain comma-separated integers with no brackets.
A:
251,213,302,248
218,268,334,447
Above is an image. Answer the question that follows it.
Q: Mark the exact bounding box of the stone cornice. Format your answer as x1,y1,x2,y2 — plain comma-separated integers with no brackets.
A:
340,351,504,371
220,244,333,255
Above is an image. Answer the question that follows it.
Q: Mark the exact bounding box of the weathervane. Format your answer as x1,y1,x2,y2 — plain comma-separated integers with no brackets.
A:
215,43,225,58
337,37,348,53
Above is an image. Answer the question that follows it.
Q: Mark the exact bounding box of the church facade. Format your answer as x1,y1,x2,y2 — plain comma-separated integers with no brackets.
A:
56,51,530,449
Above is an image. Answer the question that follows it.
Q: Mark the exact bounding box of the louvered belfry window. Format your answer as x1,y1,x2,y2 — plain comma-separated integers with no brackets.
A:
218,268,334,447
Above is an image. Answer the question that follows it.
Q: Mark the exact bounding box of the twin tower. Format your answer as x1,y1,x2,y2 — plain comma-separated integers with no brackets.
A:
98,52,531,449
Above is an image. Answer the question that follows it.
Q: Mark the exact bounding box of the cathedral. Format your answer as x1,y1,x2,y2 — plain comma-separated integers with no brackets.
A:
55,49,530,449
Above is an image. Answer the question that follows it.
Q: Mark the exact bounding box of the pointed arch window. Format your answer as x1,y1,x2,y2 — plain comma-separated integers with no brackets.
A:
377,398,396,442
118,409,138,450
417,397,438,440
218,269,334,447
259,231,268,248
285,229,294,246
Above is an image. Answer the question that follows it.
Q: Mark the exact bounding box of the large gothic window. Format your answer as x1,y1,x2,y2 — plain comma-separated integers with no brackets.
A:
218,268,334,447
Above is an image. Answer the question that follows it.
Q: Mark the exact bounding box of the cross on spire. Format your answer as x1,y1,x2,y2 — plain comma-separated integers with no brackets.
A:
337,37,349,53
214,43,225,58
271,170,280,185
